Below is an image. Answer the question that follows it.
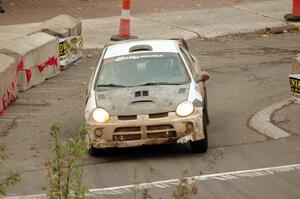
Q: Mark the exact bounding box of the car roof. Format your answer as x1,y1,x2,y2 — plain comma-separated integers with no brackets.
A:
104,39,180,59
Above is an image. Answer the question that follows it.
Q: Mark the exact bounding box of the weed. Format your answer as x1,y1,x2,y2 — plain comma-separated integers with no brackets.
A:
131,166,198,199
45,123,89,199
172,168,198,199
0,142,20,196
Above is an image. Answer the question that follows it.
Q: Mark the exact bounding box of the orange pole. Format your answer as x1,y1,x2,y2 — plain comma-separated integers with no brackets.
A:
111,0,137,41
285,0,300,21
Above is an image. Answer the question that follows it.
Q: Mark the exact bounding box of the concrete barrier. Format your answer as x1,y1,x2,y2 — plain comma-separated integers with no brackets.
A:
290,54,300,104
1,32,60,91
0,15,82,115
32,15,83,70
0,54,18,115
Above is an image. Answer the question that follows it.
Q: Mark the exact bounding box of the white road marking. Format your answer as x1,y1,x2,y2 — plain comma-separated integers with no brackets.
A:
249,98,293,139
5,163,300,199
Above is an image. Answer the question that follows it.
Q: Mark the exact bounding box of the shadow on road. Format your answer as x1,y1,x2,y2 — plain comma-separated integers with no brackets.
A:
86,143,204,164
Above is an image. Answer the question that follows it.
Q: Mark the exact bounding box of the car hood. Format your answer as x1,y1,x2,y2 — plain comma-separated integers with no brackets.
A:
95,84,190,116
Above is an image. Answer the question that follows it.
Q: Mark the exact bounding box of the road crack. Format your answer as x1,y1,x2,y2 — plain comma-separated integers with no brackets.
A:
0,117,18,137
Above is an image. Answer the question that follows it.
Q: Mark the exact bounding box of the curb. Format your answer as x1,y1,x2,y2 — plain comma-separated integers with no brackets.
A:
249,98,293,139
265,24,298,34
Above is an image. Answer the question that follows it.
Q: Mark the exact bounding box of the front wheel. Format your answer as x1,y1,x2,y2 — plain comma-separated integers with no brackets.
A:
88,145,100,156
86,134,100,156
190,115,208,153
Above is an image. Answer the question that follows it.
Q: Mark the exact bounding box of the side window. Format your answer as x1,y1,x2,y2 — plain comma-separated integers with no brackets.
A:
180,47,197,80
93,48,107,90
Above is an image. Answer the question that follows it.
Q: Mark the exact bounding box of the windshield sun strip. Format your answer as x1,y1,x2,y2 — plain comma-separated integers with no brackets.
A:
95,52,191,88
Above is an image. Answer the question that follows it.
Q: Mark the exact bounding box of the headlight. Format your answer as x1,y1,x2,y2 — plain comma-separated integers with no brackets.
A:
92,108,110,122
176,101,194,117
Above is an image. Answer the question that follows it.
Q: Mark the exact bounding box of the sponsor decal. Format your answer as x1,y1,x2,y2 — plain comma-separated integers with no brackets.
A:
59,35,83,66
113,54,164,62
289,74,300,103
290,77,300,94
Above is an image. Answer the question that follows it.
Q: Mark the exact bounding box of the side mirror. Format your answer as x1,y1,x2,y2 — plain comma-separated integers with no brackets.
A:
196,71,210,83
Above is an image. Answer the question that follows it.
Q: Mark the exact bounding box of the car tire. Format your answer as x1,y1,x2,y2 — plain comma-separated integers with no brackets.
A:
204,103,210,125
88,145,99,156
86,134,100,156
190,114,208,153
204,87,210,124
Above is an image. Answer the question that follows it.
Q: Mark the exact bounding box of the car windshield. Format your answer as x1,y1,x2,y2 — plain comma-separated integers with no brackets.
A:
96,53,190,88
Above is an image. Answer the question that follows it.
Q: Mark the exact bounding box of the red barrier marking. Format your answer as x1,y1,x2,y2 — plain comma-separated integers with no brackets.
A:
25,69,32,83
293,0,300,16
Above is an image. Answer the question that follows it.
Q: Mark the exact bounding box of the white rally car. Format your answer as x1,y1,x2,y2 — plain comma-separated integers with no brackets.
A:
85,39,210,155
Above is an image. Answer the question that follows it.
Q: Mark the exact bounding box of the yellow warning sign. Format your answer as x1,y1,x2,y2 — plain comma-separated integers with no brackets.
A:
59,35,83,66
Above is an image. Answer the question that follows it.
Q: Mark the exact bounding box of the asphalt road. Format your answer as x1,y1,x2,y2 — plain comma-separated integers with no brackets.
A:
1,33,300,198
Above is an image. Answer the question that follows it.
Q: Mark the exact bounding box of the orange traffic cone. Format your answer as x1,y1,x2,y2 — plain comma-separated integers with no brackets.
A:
285,0,300,21
111,0,137,41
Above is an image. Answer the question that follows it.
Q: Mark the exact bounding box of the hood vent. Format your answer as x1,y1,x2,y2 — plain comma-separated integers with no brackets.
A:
135,91,141,97
135,90,149,97
129,45,153,53
143,91,149,96
131,99,153,104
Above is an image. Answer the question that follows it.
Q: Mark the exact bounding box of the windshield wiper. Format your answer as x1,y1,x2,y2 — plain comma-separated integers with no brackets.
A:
136,82,183,86
97,84,126,88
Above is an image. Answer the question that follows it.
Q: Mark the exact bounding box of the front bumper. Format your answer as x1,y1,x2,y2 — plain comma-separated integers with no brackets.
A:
86,108,204,149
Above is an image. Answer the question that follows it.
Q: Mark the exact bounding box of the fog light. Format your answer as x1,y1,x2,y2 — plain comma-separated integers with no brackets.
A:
186,122,194,130
94,128,103,137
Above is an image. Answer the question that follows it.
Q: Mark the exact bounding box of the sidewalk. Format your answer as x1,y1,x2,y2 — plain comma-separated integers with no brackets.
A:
0,0,298,49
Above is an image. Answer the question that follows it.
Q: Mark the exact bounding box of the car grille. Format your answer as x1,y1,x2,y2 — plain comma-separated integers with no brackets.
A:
112,124,176,141
113,134,141,141
114,127,141,132
146,124,176,139
149,112,168,119
113,127,141,141
118,115,137,120
117,112,169,121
